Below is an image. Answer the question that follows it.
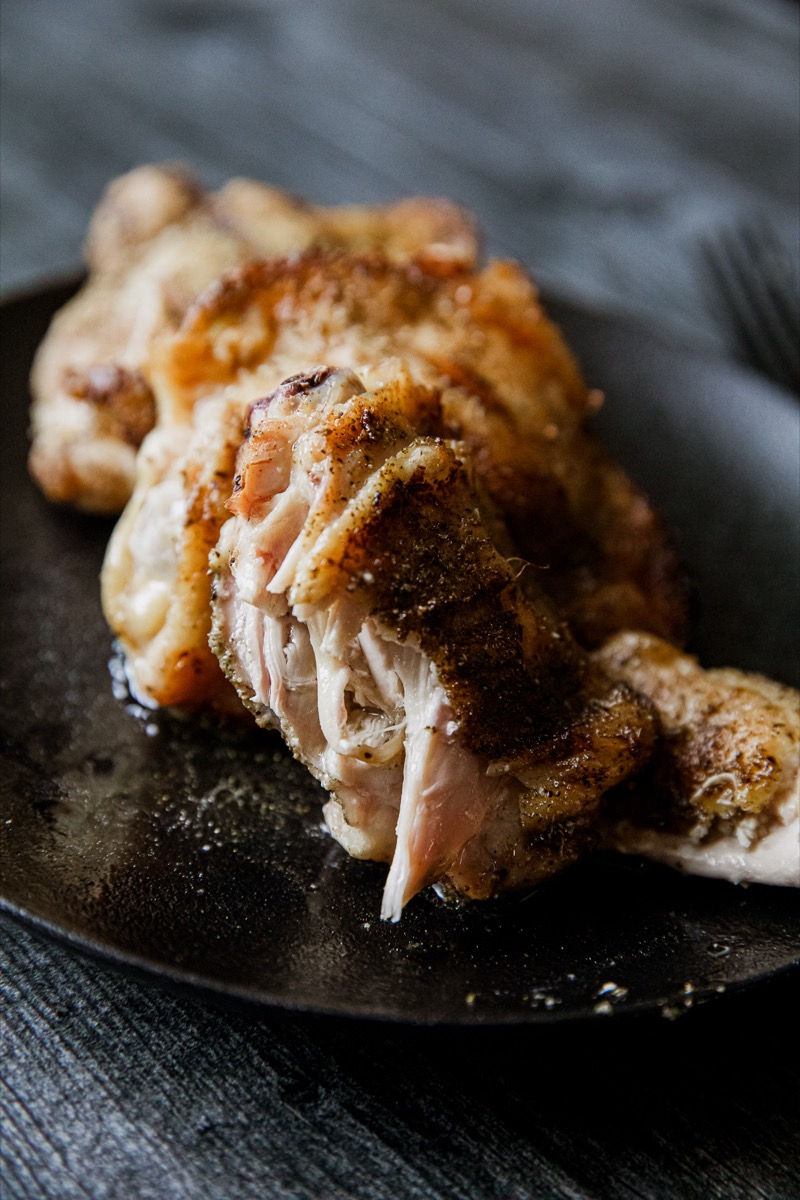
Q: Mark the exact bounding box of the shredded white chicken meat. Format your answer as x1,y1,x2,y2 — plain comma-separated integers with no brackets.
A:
210,366,654,917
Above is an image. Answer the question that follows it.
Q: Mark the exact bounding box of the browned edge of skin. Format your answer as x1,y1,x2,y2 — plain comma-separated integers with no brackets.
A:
138,249,688,714
596,635,800,844
62,364,157,448
158,252,475,404
157,448,246,713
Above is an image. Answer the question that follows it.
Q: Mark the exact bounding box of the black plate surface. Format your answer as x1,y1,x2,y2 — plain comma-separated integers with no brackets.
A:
1,279,798,1024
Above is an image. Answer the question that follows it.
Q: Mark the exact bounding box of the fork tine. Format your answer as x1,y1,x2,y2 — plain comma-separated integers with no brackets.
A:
702,223,800,394
735,224,800,371
714,236,798,380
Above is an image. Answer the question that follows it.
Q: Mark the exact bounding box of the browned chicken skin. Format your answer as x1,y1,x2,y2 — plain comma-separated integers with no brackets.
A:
596,632,800,885
210,367,656,915
29,164,479,513
101,249,688,721
31,167,797,914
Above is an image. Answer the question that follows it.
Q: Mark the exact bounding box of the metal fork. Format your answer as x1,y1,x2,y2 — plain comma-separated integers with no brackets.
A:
701,220,800,395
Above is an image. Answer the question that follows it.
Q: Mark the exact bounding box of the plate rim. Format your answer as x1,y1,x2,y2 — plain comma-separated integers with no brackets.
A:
5,894,799,1027
2,276,798,1026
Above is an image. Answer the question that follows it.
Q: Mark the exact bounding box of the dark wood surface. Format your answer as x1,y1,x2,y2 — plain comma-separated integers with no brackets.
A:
4,921,800,1200
2,2,799,1197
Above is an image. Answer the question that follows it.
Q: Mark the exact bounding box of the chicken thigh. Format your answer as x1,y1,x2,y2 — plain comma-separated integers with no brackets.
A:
596,632,800,886
101,250,687,716
29,165,478,513
210,367,656,916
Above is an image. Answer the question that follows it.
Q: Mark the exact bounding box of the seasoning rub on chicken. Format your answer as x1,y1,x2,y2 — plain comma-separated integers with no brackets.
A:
101,249,688,718
210,366,656,917
596,633,800,887
29,165,799,915
29,164,478,514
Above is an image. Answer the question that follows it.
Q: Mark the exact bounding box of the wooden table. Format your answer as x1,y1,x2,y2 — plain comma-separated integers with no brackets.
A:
2,2,799,1197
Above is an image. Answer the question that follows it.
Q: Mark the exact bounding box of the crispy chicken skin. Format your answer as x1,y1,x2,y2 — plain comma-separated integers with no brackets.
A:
596,632,800,886
101,249,688,717
209,368,656,915
31,165,798,908
27,165,799,913
29,164,478,513
159,253,687,647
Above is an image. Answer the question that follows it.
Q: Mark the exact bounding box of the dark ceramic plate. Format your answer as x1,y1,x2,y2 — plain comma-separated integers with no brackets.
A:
1,280,798,1025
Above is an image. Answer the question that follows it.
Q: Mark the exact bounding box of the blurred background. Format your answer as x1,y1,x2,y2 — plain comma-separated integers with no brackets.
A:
2,5,800,1199
2,0,798,356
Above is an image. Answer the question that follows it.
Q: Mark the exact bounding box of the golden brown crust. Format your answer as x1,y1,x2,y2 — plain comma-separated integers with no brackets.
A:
210,366,657,906
62,365,156,448
103,248,687,714
596,631,800,840
156,250,687,646
156,252,472,410
29,166,479,514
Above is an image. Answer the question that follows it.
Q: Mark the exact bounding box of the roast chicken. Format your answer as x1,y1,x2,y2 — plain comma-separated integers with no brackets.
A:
210,366,656,917
101,249,688,724
29,164,478,513
596,633,799,886
28,167,798,913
